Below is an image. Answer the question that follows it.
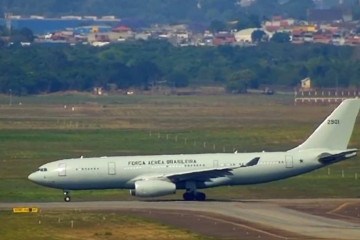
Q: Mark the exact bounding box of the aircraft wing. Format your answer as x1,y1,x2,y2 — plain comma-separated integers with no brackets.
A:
317,149,358,165
132,157,260,183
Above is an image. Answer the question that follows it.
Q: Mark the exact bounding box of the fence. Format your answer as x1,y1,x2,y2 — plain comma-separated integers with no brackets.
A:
294,89,360,105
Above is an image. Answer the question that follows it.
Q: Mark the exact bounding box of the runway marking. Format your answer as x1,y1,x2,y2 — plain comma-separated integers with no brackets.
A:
328,202,349,214
327,202,360,222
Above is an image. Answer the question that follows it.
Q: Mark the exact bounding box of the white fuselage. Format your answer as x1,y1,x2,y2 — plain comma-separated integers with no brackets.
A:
29,150,324,191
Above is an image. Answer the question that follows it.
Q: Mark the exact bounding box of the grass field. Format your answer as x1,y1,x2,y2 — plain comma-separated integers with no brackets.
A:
1,93,360,240
0,93,359,202
0,210,209,240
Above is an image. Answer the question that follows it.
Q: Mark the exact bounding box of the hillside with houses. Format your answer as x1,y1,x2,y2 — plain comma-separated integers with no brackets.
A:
1,0,360,47
1,0,360,96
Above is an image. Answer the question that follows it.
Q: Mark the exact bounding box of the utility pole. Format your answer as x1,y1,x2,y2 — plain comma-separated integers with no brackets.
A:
9,89,12,106
4,12,12,35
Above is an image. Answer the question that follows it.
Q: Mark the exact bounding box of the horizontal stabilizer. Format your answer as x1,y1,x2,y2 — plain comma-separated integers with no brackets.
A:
318,149,357,165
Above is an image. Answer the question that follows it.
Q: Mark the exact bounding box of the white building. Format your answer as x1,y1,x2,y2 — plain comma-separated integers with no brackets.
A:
234,28,265,43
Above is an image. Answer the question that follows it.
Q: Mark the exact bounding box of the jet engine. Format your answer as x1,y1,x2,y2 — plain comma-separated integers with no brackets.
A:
130,180,176,197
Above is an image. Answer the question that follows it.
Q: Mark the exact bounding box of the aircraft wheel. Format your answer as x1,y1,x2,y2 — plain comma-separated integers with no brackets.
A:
183,192,195,201
64,196,71,202
195,192,206,201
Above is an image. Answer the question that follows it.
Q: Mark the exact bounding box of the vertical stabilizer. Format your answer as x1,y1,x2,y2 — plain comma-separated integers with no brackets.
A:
292,99,360,151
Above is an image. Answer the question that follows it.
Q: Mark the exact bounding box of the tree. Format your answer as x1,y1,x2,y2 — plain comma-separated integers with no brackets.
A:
298,65,309,79
251,30,266,43
167,71,189,88
235,14,261,30
0,39,358,95
353,6,360,21
18,27,35,42
271,32,291,43
226,69,256,94
9,28,35,43
279,0,315,20
209,20,227,33
0,38,5,48
131,60,162,90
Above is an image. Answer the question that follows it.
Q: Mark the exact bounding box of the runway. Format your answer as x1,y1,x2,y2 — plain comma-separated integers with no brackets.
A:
1,199,360,240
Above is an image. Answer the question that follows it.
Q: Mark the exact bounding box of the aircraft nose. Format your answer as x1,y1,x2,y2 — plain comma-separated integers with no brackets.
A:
28,172,39,183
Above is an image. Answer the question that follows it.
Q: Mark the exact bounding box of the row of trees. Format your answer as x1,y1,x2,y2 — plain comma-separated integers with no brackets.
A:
0,40,359,95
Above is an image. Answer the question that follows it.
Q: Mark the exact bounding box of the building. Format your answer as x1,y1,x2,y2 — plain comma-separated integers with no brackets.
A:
295,78,360,105
301,77,311,90
234,28,263,43
213,32,236,46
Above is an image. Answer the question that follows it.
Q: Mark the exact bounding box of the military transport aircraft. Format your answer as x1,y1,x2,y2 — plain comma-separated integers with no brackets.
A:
28,99,360,202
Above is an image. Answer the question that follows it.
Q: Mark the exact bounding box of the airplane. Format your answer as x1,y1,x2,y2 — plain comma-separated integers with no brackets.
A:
28,99,360,202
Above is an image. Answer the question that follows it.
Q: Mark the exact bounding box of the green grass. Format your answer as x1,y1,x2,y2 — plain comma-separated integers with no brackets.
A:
0,93,359,202
0,210,209,240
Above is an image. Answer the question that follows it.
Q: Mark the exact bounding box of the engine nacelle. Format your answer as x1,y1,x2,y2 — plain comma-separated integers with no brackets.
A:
130,180,176,197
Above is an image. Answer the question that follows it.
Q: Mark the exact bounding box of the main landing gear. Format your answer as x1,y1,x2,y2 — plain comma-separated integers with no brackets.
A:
182,181,206,201
183,191,206,201
63,190,71,202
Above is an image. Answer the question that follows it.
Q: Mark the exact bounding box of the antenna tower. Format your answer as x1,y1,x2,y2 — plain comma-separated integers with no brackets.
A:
4,12,12,34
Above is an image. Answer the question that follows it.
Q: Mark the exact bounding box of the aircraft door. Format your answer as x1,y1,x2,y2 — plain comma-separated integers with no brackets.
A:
108,162,116,175
285,156,293,168
58,163,66,176
213,160,218,168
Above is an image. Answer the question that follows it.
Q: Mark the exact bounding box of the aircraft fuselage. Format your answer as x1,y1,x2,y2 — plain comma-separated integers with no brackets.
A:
29,151,323,190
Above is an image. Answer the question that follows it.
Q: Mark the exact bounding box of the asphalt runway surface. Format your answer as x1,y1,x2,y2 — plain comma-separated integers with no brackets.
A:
1,199,360,240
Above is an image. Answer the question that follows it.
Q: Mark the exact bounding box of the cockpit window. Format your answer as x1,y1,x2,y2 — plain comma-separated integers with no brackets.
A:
38,168,48,172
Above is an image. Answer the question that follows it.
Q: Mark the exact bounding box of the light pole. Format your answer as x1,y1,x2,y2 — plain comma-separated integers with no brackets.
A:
9,89,12,106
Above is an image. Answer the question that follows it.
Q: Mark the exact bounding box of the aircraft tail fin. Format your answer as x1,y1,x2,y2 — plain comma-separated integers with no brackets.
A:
292,99,360,151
